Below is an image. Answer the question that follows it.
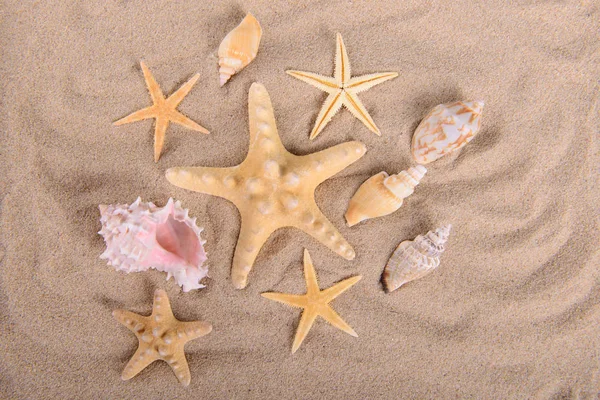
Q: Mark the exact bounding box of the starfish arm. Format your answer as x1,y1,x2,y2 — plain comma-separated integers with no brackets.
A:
343,92,381,135
309,91,344,140
165,349,192,386
153,116,170,162
318,304,358,337
121,344,158,381
335,33,351,84
302,249,321,296
248,83,285,151
261,292,308,308
345,72,398,94
113,310,149,333
320,275,362,304
140,61,165,104
300,140,366,183
178,320,213,340
297,205,356,260
292,307,318,353
285,70,339,93
113,106,156,126
166,73,200,107
165,166,240,202
168,110,210,134
152,289,174,318
231,217,275,289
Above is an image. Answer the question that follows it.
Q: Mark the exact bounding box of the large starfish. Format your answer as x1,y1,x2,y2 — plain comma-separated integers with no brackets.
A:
262,249,361,353
166,83,366,289
113,289,212,386
114,61,209,162
287,33,398,140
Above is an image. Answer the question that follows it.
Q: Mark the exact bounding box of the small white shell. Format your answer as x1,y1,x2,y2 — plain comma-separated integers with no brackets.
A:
411,101,484,164
98,197,208,292
382,225,451,292
218,13,262,86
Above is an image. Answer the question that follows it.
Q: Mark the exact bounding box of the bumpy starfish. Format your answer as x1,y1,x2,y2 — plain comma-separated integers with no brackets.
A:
114,61,209,162
262,249,361,353
113,289,212,386
287,33,398,140
166,83,366,289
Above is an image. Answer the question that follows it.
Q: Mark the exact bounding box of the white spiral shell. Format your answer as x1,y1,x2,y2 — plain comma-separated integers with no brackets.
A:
382,225,451,292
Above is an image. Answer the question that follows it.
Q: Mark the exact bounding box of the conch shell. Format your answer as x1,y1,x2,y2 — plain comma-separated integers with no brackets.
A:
218,13,262,86
411,100,484,164
382,225,451,292
98,197,208,292
345,165,427,227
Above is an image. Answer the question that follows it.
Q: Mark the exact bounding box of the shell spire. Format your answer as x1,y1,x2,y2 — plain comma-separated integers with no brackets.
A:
345,165,426,227
382,225,452,292
98,198,208,292
412,101,484,164
218,13,262,86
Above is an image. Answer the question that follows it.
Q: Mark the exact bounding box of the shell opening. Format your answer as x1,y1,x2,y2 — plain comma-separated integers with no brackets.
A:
155,215,202,267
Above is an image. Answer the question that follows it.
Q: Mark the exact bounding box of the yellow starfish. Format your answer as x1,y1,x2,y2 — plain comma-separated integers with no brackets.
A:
113,289,212,386
114,61,209,162
262,249,362,353
287,33,398,140
166,83,366,289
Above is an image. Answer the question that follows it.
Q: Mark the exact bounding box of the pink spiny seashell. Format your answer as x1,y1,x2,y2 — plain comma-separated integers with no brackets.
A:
98,197,208,292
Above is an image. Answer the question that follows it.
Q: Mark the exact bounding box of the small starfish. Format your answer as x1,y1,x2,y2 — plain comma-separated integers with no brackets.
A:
287,33,398,140
113,289,212,386
114,61,209,162
166,83,366,289
262,249,361,353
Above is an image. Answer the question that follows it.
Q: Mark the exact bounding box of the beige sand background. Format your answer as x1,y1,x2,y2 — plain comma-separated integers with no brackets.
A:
1,0,599,398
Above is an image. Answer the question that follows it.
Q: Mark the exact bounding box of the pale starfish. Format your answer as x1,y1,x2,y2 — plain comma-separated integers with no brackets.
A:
166,83,366,289
262,249,361,353
113,289,212,386
114,61,209,162
287,33,398,140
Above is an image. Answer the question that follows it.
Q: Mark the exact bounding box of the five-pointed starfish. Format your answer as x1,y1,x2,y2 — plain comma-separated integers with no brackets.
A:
114,61,209,162
287,33,398,140
166,83,366,289
113,289,212,386
262,249,362,353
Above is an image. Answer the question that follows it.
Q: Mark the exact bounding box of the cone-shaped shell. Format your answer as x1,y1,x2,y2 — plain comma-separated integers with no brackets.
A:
218,13,262,86
345,166,426,227
411,101,484,164
382,225,451,292
98,197,208,292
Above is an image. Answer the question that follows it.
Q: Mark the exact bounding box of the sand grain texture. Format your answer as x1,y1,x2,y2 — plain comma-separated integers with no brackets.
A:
1,0,599,398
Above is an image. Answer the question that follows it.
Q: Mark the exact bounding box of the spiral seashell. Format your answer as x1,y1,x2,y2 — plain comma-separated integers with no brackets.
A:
218,13,262,86
98,197,208,292
344,165,427,227
411,100,484,164
382,225,451,292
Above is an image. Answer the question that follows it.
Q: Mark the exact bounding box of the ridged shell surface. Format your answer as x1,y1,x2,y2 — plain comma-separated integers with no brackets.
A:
98,197,208,292
382,225,451,292
218,13,262,86
411,101,484,164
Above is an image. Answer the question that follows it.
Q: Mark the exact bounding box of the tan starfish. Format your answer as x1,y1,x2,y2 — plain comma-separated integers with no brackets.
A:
114,61,209,162
262,249,361,353
113,289,212,386
166,83,366,289
287,33,398,140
